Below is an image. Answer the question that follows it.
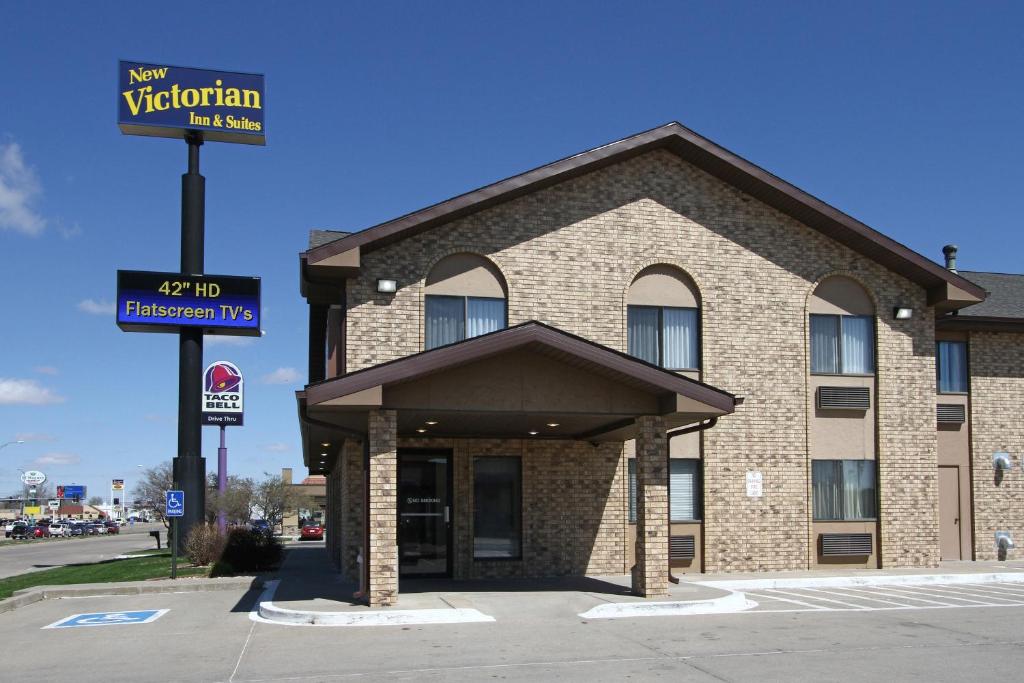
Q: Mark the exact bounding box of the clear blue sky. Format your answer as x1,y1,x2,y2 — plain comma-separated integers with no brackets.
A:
1,1,1021,500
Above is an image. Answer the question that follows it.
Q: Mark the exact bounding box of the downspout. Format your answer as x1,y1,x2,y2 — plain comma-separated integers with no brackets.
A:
664,417,719,584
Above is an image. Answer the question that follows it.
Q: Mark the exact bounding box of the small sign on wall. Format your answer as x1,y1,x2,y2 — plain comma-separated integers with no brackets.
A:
745,470,763,498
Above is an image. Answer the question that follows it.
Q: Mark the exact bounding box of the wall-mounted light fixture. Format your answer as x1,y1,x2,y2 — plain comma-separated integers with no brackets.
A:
996,531,1015,551
893,307,913,320
994,452,1013,471
376,279,397,294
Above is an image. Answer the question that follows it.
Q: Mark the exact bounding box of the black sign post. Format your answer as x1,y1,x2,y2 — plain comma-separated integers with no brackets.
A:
174,133,205,554
117,61,265,554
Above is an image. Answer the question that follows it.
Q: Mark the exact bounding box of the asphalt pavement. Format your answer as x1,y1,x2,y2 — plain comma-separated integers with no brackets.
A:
2,543,1024,682
0,524,164,579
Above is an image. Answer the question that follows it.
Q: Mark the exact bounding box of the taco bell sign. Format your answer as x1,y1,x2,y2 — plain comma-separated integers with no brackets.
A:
202,361,243,426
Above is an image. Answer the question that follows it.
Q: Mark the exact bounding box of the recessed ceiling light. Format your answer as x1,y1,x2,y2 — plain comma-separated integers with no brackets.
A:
425,420,438,425
528,430,539,436
321,442,330,447
320,453,327,457
416,428,427,433
546,423,560,428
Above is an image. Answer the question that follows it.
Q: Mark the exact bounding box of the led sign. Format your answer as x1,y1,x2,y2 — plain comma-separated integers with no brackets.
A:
116,270,261,336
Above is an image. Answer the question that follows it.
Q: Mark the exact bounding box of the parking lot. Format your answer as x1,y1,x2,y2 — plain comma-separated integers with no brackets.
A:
0,523,163,579
742,581,1024,613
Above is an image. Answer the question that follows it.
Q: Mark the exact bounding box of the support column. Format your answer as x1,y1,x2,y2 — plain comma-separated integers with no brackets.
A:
633,415,669,597
367,409,398,607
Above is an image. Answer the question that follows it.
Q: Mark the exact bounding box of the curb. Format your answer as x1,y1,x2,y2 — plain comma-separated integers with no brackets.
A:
578,590,756,620
0,577,264,615
251,581,495,627
697,571,1024,591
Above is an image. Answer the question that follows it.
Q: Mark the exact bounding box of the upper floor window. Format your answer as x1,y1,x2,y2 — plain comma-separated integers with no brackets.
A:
808,276,875,375
424,253,508,350
627,265,700,370
937,340,968,393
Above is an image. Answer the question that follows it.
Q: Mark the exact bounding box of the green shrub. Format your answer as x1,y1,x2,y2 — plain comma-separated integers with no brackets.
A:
220,527,283,573
184,524,225,566
210,559,235,577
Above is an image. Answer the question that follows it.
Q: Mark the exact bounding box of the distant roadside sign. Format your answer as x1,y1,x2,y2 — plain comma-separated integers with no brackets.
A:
48,500,60,511
20,470,46,486
58,484,86,500
166,490,184,518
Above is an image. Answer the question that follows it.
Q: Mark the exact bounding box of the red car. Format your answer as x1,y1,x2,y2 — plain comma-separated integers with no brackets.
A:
104,521,120,534
32,525,52,538
300,523,324,541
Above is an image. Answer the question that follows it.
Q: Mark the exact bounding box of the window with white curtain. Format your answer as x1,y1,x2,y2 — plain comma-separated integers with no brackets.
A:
810,314,874,374
627,306,699,370
628,459,701,522
812,460,877,520
936,340,968,393
425,295,506,350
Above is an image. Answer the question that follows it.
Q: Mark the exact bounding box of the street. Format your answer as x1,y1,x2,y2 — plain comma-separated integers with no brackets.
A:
2,544,1024,682
0,524,163,579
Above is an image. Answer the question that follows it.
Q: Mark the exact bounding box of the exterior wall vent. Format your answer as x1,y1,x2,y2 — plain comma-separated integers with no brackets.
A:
937,403,966,424
820,532,873,556
817,386,871,410
669,535,696,560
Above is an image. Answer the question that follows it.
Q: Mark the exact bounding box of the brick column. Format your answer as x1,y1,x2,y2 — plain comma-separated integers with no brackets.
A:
341,439,364,582
367,409,398,607
634,415,669,597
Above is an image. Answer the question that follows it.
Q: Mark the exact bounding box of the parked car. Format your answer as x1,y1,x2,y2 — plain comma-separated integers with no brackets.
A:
9,523,31,540
4,519,29,538
48,522,71,537
250,519,272,537
299,523,324,541
71,522,91,536
104,521,120,535
32,525,52,539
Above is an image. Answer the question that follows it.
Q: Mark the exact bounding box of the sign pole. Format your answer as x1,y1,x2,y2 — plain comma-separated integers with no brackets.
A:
171,517,178,580
217,425,227,534
172,132,206,555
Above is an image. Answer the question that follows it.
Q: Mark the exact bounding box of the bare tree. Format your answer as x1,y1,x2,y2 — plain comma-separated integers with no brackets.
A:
252,472,297,533
205,473,256,525
87,495,104,506
135,461,174,529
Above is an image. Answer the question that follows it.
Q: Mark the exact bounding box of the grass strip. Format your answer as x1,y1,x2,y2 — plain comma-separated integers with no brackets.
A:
0,553,208,600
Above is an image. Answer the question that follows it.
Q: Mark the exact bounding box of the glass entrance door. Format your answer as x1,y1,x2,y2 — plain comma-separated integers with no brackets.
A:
398,450,451,577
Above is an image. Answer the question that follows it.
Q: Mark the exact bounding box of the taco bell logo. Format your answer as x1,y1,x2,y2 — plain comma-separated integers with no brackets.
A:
202,361,244,426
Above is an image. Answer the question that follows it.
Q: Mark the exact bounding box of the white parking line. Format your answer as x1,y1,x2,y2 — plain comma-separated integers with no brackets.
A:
867,586,961,606
927,585,1024,603
765,589,867,610
899,586,1016,605
823,587,917,607
744,591,827,610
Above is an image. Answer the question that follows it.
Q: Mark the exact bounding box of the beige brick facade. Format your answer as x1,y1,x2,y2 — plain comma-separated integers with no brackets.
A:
338,149,939,573
969,332,1024,561
633,416,669,596
366,409,398,607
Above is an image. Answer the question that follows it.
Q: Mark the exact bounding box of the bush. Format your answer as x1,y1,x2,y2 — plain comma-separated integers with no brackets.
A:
219,527,283,573
184,524,225,566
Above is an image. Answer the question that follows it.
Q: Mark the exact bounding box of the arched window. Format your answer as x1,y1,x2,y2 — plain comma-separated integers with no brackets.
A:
424,253,508,350
626,265,700,370
808,276,875,375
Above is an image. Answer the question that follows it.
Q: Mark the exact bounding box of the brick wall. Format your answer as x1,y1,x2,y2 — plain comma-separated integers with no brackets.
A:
401,437,626,579
367,410,397,606
343,149,939,572
970,332,1024,560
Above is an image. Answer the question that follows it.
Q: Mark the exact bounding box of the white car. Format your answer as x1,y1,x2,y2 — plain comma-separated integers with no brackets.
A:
48,522,72,537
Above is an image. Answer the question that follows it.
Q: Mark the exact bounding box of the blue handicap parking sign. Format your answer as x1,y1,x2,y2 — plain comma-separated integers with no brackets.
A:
44,610,169,629
166,490,185,517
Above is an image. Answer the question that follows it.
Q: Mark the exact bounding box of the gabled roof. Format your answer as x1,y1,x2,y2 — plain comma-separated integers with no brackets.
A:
305,320,737,415
302,122,985,307
938,271,1024,331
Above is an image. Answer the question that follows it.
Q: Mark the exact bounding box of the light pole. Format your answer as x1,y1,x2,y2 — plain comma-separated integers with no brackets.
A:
0,440,25,451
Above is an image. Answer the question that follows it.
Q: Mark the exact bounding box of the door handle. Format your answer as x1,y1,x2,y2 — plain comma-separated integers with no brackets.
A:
444,506,450,524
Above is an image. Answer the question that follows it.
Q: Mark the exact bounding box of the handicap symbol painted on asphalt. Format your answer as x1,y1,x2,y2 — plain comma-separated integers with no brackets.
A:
43,609,169,629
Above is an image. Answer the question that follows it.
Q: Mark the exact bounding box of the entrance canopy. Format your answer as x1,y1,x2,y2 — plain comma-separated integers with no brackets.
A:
297,321,737,469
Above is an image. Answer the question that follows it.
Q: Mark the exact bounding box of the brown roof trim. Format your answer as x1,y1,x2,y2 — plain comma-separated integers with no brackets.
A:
303,122,985,303
936,315,1024,332
305,320,737,414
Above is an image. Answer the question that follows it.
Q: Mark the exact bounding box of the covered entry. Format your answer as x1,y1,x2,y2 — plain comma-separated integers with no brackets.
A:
298,321,736,606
